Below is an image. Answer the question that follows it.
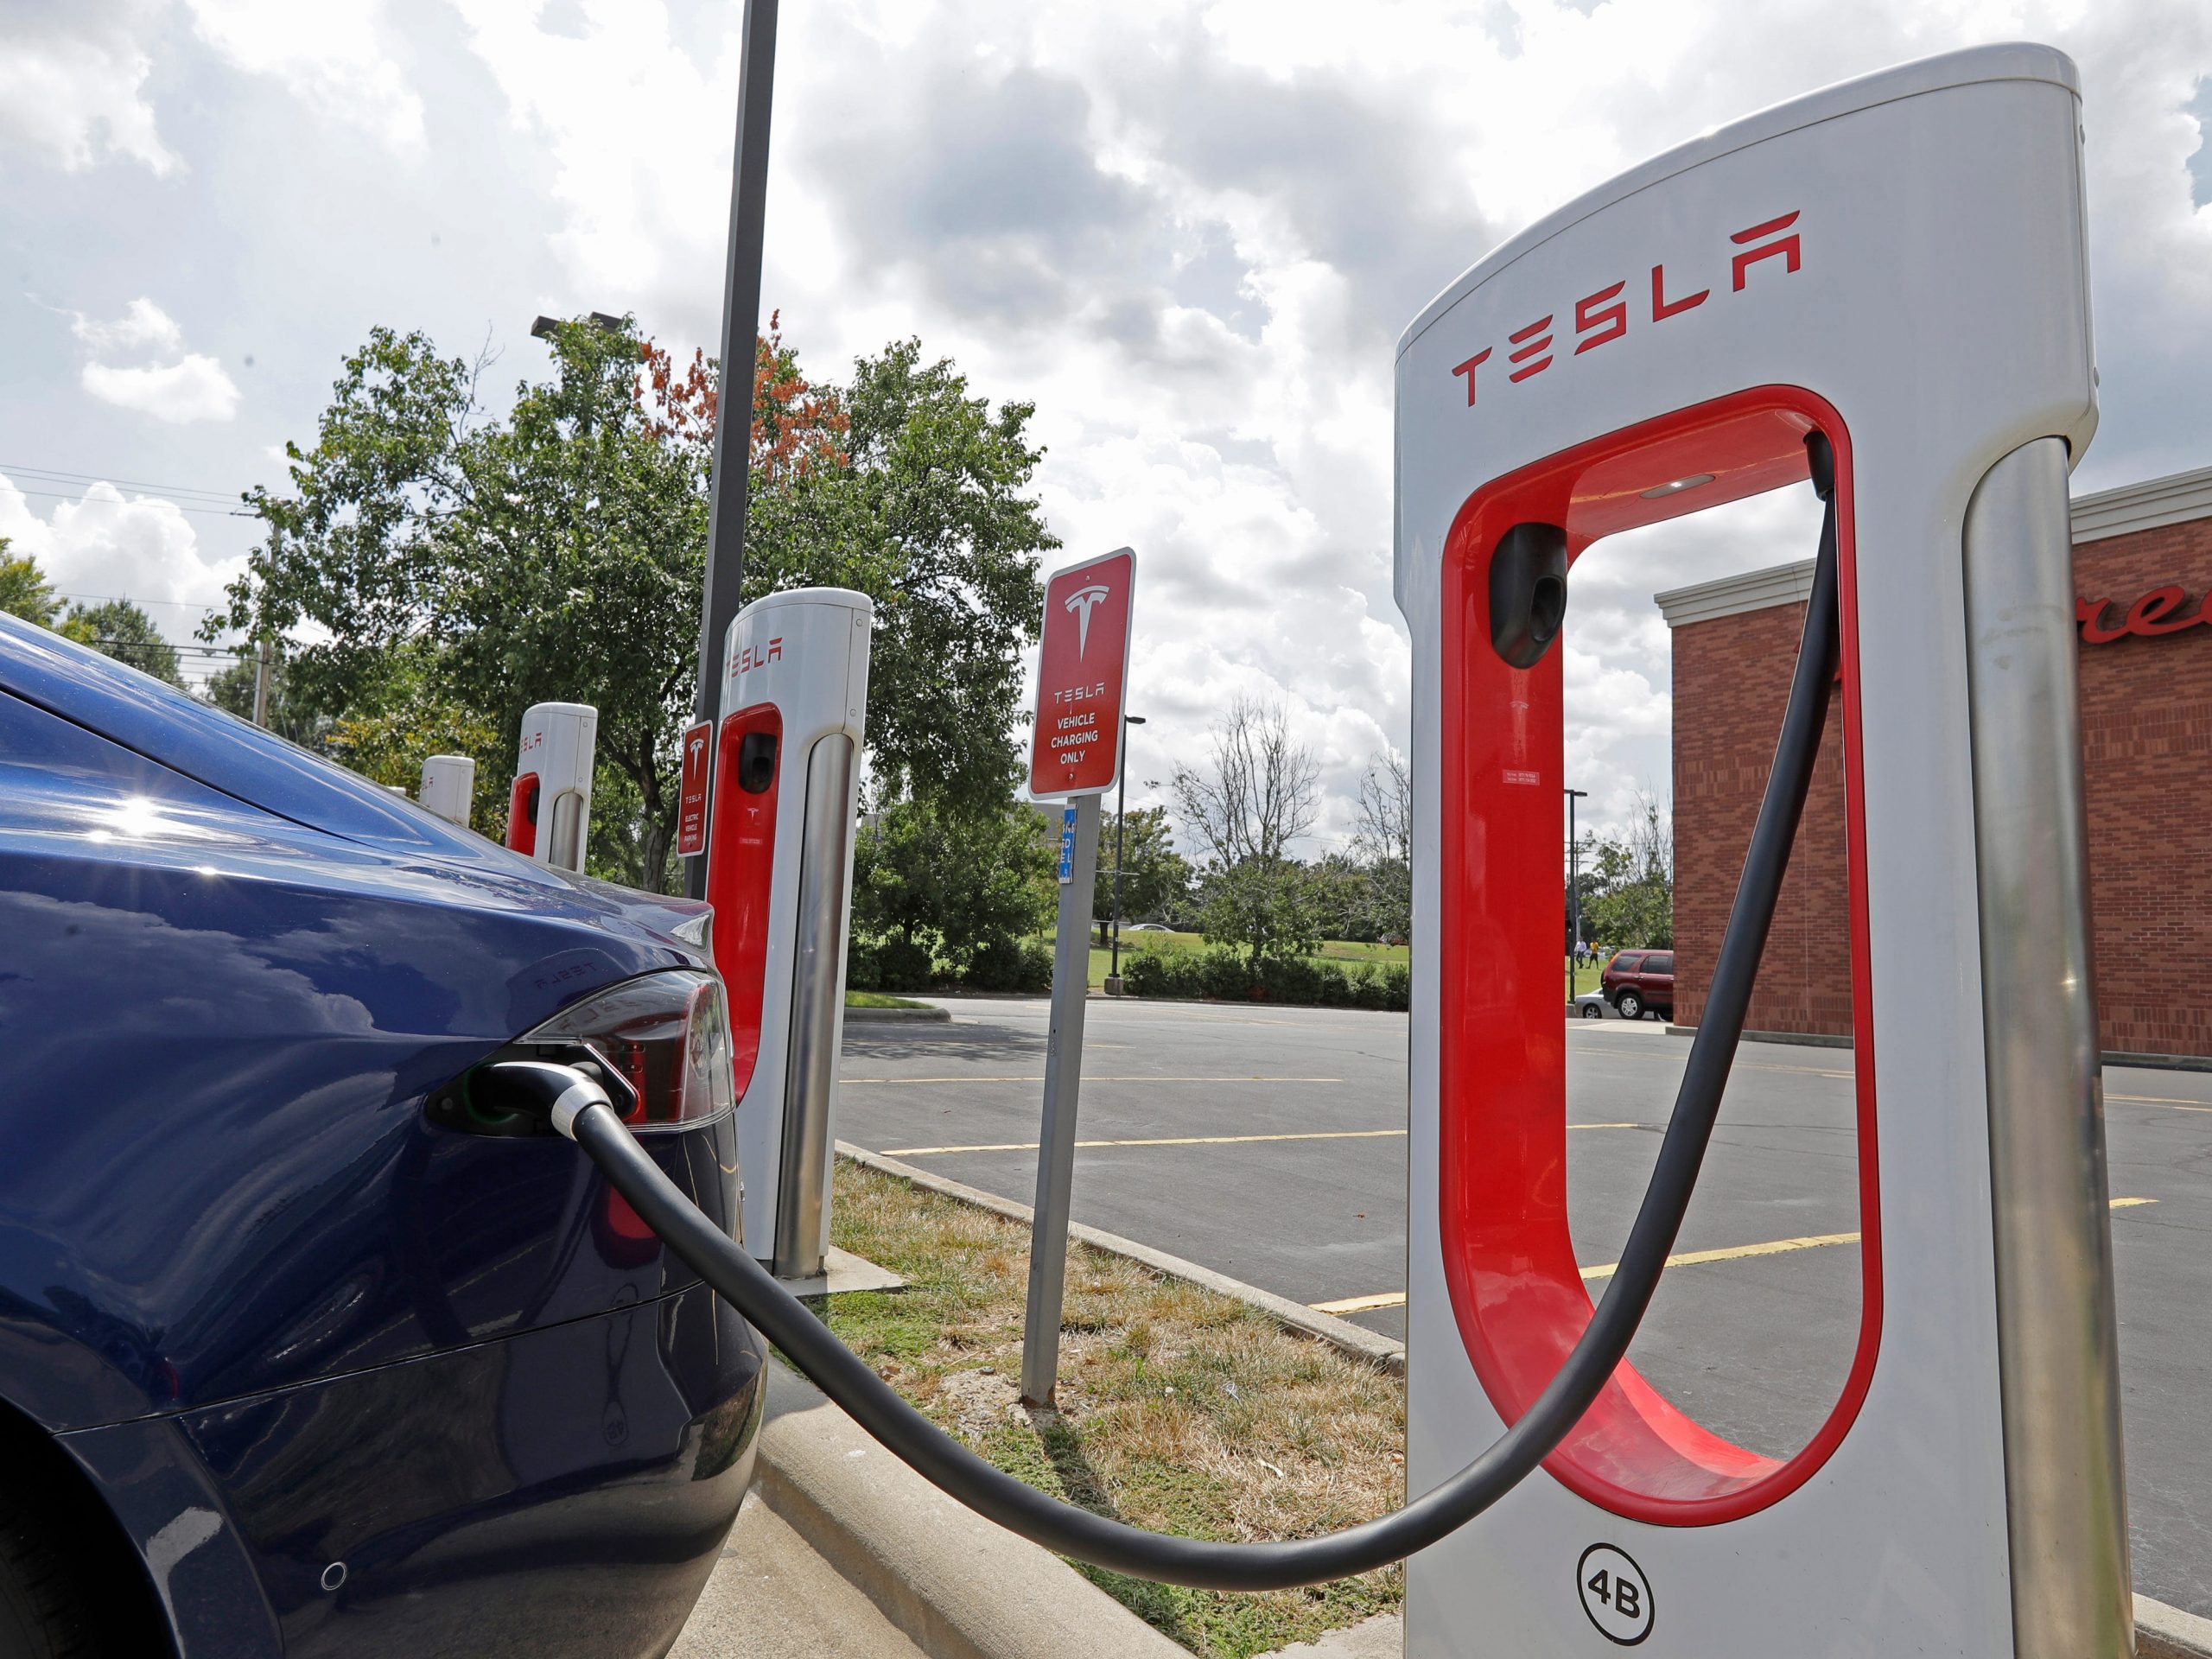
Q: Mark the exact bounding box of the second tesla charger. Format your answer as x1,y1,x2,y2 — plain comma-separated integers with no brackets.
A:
505,702,596,871
703,588,873,1278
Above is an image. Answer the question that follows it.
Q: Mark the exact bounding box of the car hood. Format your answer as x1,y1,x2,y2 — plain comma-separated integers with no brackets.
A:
0,614,706,934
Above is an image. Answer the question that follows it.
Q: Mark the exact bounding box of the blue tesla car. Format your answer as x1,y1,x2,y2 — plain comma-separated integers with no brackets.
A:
0,613,765,1657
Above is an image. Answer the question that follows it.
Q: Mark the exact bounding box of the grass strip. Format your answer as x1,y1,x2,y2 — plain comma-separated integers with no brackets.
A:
844,989,935,1009
817,1158,1406,1658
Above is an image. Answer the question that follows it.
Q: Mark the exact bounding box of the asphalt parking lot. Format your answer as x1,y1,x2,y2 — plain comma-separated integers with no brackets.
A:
836,994,2212,1618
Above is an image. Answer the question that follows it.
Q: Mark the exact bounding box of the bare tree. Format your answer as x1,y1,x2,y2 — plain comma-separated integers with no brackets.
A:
1352,748,1413,943
1172,696,1321,865
1171,696,1323,964
1624,785,1673,884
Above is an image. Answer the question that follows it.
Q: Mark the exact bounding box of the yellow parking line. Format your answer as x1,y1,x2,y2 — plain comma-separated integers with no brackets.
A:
880,1122,1644,1158
1307,1198,2158,1314
1310,1291,1410,1314
881,1128,1404,1156
842,1075,1345,1086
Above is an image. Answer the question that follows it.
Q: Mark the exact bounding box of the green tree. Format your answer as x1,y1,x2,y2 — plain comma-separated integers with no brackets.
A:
1301,851,1377,944
203,645,327,747
852,796,1055,979
210,316,1053,892
1580,791,1674,950
0,541,61,627
60,598,184,688
1093,804,1192,940
744,337,1054,817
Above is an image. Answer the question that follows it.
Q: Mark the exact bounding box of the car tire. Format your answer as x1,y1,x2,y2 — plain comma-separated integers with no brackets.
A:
0,1486,105,1659
1617,991,1643,1020
1580,1002,1604,1019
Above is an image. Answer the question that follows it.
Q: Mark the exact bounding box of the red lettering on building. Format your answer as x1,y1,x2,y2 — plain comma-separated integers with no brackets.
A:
733,636,785,676
1573,281,1628,354
1451,348,1491,406
1650,263,1708,321
1448,209,1796,405
2077,586,2212,643
1507,315,1554,383
1729,211,1802,290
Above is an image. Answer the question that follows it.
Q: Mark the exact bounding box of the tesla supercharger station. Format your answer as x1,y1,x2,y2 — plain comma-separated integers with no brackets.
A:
419,753,474,828
702,588,873,1279
505,702,596,871
1396,46,2128,1659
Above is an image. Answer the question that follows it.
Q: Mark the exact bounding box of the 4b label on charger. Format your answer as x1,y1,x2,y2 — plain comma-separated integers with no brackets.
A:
1575,1543,1654,1645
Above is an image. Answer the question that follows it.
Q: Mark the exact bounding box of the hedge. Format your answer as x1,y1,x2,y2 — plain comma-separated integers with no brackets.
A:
1122,949,1408,1011
846,934,1053,995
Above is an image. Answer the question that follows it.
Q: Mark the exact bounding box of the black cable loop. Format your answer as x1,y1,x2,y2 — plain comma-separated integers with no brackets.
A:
555,447,1843,1591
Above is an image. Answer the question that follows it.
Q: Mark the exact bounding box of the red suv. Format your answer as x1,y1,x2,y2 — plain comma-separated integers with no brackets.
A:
1603,950,1675,1020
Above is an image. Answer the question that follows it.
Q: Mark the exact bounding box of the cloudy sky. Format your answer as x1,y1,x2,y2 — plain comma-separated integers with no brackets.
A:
3,0,2209,846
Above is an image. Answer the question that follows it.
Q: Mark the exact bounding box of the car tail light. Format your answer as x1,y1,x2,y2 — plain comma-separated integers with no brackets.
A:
433,969,736,1135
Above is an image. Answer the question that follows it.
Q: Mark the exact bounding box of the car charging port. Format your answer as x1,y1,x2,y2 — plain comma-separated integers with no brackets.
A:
426,969,734,1137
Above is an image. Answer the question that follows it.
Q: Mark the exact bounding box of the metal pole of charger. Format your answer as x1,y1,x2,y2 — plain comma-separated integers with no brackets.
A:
1020,793,1103,1406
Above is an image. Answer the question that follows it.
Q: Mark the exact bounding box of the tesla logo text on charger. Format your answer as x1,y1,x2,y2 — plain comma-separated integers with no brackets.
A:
730,637,784,677
1451,211,1802,405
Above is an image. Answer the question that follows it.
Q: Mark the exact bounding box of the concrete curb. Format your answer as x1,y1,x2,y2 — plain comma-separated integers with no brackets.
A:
837,1141,1406,1376
2140,1594,2212,1658
754,1359,1186,1659
845,1005,953,1023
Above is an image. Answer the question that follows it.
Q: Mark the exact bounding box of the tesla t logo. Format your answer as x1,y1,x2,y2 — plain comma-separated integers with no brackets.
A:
1451,211,1802,406
732,636,784,677
2079,584,2212,644
1064,584,1110,658
687,733,706,763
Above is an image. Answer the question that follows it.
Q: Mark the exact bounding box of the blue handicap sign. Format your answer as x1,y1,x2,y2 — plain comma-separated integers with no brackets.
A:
1056,805,1078,884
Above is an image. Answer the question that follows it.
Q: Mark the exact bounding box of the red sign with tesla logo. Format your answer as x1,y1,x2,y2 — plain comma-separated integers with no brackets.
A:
676,719,713,857
1029,549,1136,798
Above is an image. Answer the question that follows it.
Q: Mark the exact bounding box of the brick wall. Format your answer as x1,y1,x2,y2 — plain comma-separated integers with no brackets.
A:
1670,516,2212,1058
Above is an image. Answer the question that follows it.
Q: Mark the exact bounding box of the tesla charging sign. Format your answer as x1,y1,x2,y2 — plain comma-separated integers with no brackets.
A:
1396,47,2124,1658
1029,548,1135,798
676,719,713,859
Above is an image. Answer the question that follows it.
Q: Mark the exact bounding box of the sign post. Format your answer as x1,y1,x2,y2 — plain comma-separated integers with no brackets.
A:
676,719,713,861
1020,548,1136,1407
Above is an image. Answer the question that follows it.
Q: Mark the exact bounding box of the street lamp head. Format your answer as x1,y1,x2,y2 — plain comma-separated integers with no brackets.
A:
1124,714,1147,725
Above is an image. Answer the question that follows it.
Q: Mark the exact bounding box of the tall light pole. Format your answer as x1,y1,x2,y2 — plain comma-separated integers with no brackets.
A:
685,0,781,899
1108,715,1146,989
1565,786,1588,1009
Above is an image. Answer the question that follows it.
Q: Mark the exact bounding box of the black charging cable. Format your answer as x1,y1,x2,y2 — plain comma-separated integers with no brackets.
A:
494,438,1842,1591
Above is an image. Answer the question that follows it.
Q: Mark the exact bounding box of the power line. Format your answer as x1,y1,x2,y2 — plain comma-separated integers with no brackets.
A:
3,486,252,519
59,591,224,612
0,461,251,507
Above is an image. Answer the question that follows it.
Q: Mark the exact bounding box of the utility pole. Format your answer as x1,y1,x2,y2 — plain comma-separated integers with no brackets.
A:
1108,714,1146,988
251,638,271,728
686,0,781,900
1565,786,1587,1007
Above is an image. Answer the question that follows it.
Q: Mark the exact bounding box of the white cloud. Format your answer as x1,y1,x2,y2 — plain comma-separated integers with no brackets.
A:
442,0,2212,844
71,296,185,356
185,0,426,155
0,5,180,176
81,356,243,424
67,298,241,424
0,477,245,646
15,0,2209,849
